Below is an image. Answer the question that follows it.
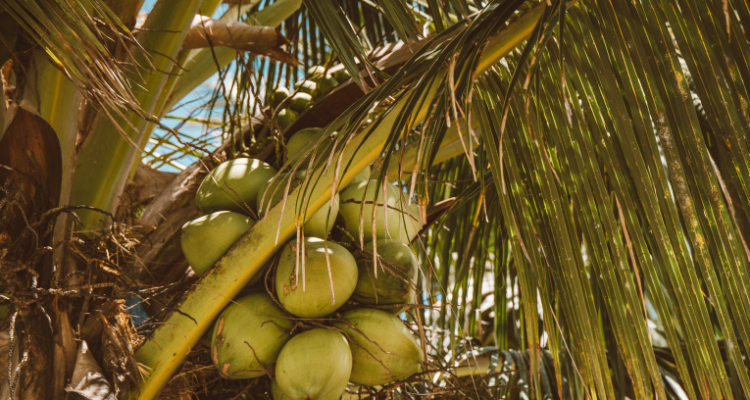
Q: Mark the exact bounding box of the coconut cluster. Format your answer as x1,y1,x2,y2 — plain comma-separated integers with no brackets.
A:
269,66,351,130
209,235,425,400
179,67,428,398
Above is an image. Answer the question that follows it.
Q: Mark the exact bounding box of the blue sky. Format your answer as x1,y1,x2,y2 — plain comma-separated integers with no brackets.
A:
140,0,155,12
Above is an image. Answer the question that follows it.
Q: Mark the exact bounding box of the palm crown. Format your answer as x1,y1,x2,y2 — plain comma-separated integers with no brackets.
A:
0,0,748,399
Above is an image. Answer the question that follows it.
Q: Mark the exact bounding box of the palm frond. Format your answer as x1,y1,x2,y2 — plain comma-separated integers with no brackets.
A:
124,0,750,398
0,0,143,115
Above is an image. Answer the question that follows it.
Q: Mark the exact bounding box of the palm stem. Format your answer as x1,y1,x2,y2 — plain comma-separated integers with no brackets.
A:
69,0,204,229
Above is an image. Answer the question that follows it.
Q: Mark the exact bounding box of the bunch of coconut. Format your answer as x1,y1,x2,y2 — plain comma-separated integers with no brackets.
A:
209,234,425,399
179,122,427,398
268,65,351,130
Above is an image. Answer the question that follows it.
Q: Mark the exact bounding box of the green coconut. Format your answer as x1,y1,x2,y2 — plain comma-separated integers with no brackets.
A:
211,293,294,379
271,379,289,400
306,65,327,80
276,237,358,318
302,193,339,238
286,127,334,168
275,329,352,400
335,309,423,385
181,211,255,276
256,170,306,214
270,87,289,109
333,69,351,82
347,166,371,188
256,171,339,238
339,180,422,245
352,240,419,313
315,76,339,98
294,80,317,96
289,92,313,113
195,158,277,215
277,108,297,130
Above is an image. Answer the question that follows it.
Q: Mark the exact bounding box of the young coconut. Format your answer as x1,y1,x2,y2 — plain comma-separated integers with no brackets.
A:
277,108,297,130
335,309,423,385
289,92,313,113
301,193,339,239
256,170,307,214
352,240,419,313
306,65,327,80
275,329,352,400
271,379,289,400
314,75,339,98
195,158,277,215
294,80,317,96
339,179,422,245
346,166,371,188
256,171,339,238
181,211,255,276
270,87,289,109
276,237,357,318
286,127,334,169
333,69,351,82
339,386,376,400
211,293,294,379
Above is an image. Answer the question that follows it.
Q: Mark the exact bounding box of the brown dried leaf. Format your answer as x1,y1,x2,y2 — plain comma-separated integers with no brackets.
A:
98,300,140,392
0,100,62,243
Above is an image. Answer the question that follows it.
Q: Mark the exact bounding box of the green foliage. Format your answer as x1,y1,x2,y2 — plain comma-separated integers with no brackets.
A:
4,0,750,398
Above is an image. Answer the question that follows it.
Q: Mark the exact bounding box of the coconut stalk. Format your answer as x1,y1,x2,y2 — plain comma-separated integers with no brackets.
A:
384,114,478,182
181,16,296,64
131,4,545,399
163,0,302,112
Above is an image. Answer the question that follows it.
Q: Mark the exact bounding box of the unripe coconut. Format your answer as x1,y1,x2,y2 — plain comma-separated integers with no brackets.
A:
195,158,277,215
276,237,358,318
339,180,421,245
256,170,307,214
315,76,339,98
181,211,255,276
306,65,327,81
256,171,339,238
289,92,313,113
286,127,334,168
347,166,371,188
339,386,375,400
352,240,419,313
333,69,351,82
270,87,289,108
303,193,339,238
271,379,288,400
277,108,297,130
211,293,294,379
335,309,423,385
275,329,352,400
294,80,317,96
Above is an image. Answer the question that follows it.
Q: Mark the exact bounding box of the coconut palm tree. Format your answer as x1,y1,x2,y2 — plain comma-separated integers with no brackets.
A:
0,0,748,399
